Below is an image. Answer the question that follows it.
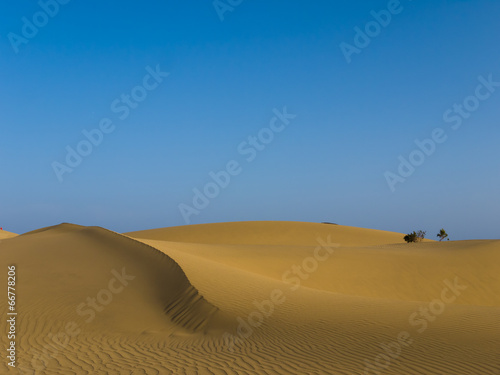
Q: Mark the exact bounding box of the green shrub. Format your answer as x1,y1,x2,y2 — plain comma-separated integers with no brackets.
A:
404,230,426,243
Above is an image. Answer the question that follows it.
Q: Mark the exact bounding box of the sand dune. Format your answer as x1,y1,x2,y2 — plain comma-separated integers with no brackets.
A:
131,238,500,306
126,221,414,246
1,221,498,374
0,229,17,240
0,223,230,374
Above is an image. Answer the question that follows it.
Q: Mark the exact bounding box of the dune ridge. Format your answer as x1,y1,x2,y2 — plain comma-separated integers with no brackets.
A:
0,224,226,359
126,220,417,246
0,229,17,239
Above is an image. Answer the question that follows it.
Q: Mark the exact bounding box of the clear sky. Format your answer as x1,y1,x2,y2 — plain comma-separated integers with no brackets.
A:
1,0,499,240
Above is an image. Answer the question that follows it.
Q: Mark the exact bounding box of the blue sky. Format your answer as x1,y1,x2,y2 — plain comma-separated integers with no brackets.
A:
1,0,499,240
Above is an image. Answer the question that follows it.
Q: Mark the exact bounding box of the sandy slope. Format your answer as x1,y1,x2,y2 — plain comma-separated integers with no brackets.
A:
133,238,500,306
0,229,17,240
0,224,229,374
0,221,498,374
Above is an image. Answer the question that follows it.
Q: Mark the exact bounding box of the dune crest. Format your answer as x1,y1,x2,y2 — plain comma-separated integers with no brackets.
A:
0,229,18,239
126,220,414,246
2,223,226,333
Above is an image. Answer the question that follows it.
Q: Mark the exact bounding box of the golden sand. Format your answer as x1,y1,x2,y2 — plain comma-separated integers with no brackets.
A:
1,221,498,374
0,229,18,240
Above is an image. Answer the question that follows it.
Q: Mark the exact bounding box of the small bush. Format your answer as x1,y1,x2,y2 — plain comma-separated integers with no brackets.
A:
404,230,426,243
416,230,426,241
404,231,417,243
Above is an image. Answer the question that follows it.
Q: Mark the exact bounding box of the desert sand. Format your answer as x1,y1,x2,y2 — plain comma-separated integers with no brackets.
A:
0,229,17,240
0,221,498,374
